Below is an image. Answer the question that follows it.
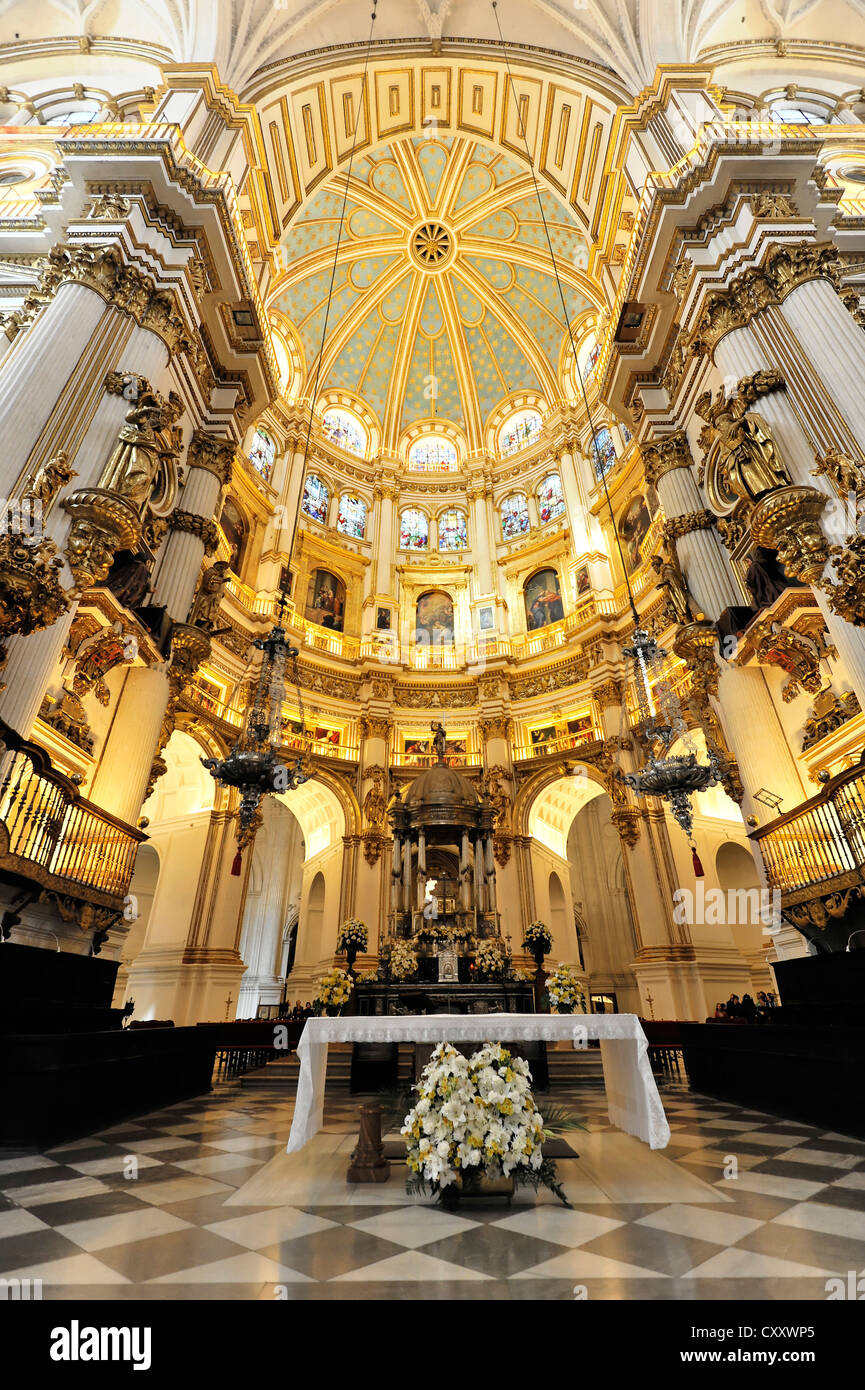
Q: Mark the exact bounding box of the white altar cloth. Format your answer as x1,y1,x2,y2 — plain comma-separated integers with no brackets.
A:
285,1013,670,1152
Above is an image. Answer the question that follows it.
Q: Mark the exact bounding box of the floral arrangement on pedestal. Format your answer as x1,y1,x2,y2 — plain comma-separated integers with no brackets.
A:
475,938,507,978
447,921,473,943
547,964,585,1014
314,967,353,1016
402,1042,569,1206
522,920,553,959
337,918,368,967
388,939,418,981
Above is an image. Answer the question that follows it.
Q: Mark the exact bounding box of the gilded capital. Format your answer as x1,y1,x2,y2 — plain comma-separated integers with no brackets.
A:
641,430,693,486
187,430,236,485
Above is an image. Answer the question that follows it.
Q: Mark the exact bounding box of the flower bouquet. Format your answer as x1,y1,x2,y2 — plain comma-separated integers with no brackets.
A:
314,967,353,1016
446,921,473,943
523,920,553,959
547,963,585,1014
402,1042,569,1207
388,939,418,981
337,918,367,968
475,938,507,978
417,921,448,943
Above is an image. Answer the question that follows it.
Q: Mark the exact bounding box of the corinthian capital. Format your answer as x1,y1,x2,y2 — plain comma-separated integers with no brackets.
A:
187,430,236,485
641,430,694,486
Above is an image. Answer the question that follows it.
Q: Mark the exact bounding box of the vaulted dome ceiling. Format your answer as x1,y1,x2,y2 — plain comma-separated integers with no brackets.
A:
270,134,598,450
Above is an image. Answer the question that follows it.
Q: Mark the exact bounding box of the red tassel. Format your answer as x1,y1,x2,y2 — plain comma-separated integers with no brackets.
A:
691,845,705,878
231,850,242,877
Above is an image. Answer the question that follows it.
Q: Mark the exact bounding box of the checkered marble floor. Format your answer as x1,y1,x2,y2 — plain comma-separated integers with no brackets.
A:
2,1077,865,1300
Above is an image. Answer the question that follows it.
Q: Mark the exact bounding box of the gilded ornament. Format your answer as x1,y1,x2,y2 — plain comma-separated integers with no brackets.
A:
0,530,70,669
650,547,704,627
750,192,799,220
662,510,715,541
640,431,693,486
825,533,865,627
801,688,861,751
812,448,865,504
695,372,792,504
186,429,236,485
188,561,230,632
23,452,77,512
749,485,830,586
62,487,142,593
751,618,825,701
100,374,183,512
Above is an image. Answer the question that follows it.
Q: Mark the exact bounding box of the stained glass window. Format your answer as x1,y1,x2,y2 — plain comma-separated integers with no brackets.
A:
399,508,428,549
498,410,542,458
578,336,601,381
301,474,329,525
321,408,366,457
620,422,633,446
408,436,459,471
591,428,616,480
501,493,530,540
537,474,565,525
249,428,275,481
438,509,468,551
336,494,366,539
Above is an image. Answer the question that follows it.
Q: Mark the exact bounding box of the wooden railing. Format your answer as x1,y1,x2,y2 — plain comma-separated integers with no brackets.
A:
0,725,144,904
750,755,865,904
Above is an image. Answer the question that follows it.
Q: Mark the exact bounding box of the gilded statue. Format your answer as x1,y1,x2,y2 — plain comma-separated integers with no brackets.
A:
695,373,792,503
430,720,447,762
189,560,230,631
100,379,182,511
650,547,703,626
362,766,388,830
482,765,512,834
24,451,77,510
812,447,865,503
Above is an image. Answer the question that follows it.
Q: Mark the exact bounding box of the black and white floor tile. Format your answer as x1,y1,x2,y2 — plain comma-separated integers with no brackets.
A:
2,1079,865,1300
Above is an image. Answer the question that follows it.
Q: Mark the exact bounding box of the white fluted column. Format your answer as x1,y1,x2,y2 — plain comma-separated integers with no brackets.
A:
715,665,809,820
0,283,109,494
88,665,170,824
151,455,225,622
653,453,741,619
715,325,865,703
0,320,169,735
780,279,865,443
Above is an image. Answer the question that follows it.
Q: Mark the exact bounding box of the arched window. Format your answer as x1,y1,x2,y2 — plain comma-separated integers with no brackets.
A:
415,590,454,646
249,428,275,482
438,508,468,551
336,494,366,540
44,103,101,125
498,409,543,458
219,499,247,574
301,474,329,525
578,335,601,381
501,493,530,541
408,436,459,471
524,568,564,630
537,474,565,525
769,101,825,124
321,407,366,458
399,508,428,549
590,427,616,480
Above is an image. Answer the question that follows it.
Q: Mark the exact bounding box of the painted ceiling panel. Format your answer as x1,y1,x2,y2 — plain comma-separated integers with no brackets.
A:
275,133,594,448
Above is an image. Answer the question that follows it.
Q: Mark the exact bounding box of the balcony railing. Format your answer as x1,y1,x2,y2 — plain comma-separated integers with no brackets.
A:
0,726,144,904
391,751,483,769
750,755,865,904
514,732,602,762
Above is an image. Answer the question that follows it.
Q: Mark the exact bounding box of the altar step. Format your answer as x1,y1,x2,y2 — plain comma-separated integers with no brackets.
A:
543,1046,606,1089
239,1042,416,1093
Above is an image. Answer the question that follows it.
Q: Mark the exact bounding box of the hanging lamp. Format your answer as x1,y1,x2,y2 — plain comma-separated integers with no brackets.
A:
202,2,380,873
491,0,719,865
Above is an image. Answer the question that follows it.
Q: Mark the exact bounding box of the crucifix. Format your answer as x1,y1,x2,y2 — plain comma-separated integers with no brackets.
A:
224,991,234,1021
645,989,655,1020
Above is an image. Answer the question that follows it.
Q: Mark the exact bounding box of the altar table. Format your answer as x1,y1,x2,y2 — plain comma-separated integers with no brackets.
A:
285,1013,670,1152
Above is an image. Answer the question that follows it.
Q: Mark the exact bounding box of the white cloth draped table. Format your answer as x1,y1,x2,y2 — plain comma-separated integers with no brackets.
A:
285,1013,670,1152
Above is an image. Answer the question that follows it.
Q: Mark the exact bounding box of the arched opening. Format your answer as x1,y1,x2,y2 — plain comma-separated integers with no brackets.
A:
236,797,305,1018
525,772,639,1012
305,871,326,969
